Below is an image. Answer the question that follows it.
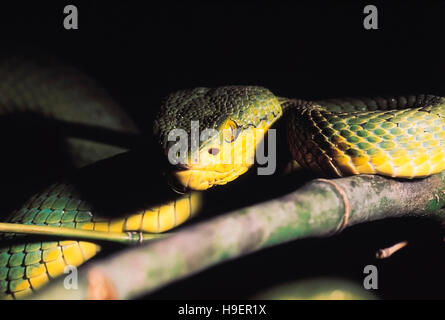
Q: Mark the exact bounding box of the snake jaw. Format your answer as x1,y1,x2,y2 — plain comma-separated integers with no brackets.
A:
169,166,250,191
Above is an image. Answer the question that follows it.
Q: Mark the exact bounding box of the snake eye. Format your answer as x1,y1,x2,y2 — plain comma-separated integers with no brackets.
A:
223,119,240,143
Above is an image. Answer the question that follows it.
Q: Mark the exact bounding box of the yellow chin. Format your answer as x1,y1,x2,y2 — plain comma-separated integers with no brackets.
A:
171,165,250,191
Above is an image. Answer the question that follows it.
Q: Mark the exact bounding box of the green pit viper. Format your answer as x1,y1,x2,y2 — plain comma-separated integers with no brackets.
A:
1,59,445,299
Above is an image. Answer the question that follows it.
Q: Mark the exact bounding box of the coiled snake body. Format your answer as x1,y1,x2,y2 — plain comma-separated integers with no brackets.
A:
1,62,445,298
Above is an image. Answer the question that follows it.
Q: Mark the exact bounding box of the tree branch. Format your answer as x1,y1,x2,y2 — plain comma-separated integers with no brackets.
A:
30,173,445,299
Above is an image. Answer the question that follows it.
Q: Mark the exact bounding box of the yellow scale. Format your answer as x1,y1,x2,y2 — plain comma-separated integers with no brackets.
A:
288,100,445,179
0,183,201,299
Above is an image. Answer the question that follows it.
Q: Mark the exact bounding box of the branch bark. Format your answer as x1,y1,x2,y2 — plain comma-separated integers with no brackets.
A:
30,173,445,299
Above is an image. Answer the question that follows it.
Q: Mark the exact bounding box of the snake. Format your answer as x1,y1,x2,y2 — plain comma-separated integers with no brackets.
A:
1,62,445,299
159,86,445,190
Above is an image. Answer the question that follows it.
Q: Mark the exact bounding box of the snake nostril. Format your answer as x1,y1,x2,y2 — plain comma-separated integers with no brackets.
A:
208,148,220,156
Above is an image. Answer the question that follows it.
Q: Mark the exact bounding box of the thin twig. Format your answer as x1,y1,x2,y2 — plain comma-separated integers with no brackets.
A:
376,241,408,259
0,222,169,244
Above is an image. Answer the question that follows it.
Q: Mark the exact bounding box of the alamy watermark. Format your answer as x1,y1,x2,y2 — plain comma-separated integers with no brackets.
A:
363,5,378,30
363,264,378,290
63,265,78,290
63,5,78,30
167,121,277,176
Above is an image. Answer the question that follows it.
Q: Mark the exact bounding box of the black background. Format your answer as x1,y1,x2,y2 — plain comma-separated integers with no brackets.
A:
1,1,445,299
3,1,445,130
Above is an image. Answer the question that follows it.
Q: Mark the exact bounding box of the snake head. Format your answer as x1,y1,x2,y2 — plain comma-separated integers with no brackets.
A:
154,86,282,191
